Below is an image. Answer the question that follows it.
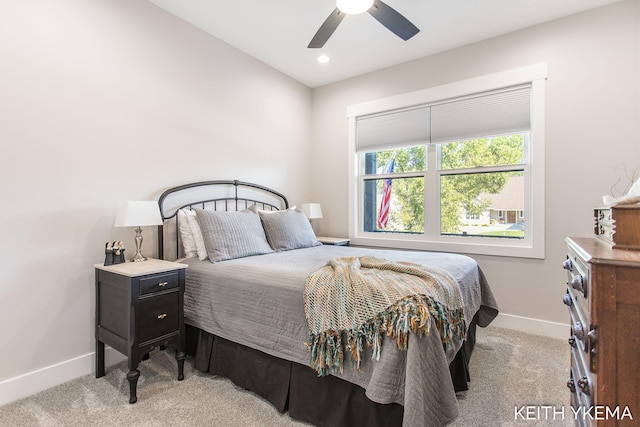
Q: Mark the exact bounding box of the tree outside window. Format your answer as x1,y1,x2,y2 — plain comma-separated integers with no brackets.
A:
362,133,526,238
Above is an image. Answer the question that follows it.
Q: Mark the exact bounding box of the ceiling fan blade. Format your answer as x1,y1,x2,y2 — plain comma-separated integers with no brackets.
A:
308,8,345,48
368,0,419,41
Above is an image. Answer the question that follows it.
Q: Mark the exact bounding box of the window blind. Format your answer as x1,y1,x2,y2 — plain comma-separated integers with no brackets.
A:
430,85,531,144
356,106,430,152
355,85,531,152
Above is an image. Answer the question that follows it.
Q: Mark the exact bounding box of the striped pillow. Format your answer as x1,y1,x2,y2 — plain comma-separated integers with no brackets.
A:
258,208,321,251
194,208,273,262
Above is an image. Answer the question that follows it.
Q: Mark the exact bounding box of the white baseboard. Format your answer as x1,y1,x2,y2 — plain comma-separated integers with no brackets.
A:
0,347,126,407
489,313,569,340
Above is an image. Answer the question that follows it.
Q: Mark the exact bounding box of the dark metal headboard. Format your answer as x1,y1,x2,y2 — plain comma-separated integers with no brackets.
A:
157,180,289,260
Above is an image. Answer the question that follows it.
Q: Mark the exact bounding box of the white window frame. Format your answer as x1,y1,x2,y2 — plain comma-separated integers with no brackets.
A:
347,63,547,259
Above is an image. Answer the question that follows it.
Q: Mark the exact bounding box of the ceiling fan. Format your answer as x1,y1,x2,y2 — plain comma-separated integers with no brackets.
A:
308,0,420,49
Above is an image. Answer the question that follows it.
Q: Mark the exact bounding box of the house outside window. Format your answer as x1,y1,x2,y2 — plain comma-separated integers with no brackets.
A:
347,64,547,258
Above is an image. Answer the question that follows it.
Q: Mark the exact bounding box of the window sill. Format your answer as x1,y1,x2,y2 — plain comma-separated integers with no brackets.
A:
350,234,544,259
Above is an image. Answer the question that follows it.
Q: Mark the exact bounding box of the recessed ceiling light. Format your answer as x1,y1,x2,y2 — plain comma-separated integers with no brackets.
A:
317,54,330,63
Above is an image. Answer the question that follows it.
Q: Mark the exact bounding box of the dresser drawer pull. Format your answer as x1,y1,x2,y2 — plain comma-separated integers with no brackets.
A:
157,313,168,320
578,376,590,395
570,274,584,293
158,281,169,287
572,322,585,341
562,258,573,271
566,378,576,393
568,336,577,348
563,294,573,306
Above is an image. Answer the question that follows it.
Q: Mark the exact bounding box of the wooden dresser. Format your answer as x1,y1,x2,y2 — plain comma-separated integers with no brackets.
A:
564,236,640,426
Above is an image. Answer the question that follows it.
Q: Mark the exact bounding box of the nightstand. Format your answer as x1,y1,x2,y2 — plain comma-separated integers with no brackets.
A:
317,236,350,246
94,259,187,403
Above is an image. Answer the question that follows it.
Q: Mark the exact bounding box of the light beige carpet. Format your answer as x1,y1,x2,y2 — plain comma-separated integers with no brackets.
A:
0,326,572,426
452,327,572,427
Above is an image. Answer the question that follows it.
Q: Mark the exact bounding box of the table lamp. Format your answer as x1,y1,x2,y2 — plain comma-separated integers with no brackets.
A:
302,203,323,234
302,203,323,221
115,201,163,262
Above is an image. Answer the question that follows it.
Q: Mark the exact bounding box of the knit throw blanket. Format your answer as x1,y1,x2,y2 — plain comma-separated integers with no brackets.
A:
304,256,466,376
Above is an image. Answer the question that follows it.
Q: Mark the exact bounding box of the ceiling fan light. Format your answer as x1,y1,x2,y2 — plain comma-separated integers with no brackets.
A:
336,0,374,15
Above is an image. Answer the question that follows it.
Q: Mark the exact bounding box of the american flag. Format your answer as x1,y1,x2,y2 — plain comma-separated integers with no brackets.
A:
377,158,395,229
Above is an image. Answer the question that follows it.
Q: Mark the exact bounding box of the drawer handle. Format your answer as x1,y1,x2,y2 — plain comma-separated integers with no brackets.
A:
566,378,576,393
572,322,585,341
568,335,577,348
562,259,572,271
158,313,167,320
578,376,590,395
570,274,584,293
562,294,573,307
158,281,169,287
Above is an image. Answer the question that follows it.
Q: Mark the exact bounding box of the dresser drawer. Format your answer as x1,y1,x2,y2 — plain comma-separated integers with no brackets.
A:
570,344,593,403
566,290,589,357
139,271,180,296
138,291,180,344
563,248,590,320
568,364,594,427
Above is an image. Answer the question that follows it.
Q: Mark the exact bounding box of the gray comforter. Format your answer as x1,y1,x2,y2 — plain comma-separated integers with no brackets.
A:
182,245,498,426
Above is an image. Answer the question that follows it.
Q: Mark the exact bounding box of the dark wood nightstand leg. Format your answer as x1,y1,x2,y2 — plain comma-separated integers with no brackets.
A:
126,369,140,404
95,340,105,378
176,350,185,381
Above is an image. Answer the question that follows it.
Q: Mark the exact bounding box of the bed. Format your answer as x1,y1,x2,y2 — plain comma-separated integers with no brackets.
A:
157,180,498,427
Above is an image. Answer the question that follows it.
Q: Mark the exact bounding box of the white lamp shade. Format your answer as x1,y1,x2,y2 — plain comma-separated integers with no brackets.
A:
115,201,163,227
301,203,323,220
336,0,373,14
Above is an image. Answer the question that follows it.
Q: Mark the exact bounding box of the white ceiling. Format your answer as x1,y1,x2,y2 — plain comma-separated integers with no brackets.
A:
147,0,622,88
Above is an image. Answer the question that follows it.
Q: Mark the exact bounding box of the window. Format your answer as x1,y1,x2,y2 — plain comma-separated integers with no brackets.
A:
347,64,546,258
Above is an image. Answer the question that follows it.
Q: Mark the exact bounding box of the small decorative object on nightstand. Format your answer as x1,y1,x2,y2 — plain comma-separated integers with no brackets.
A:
94,259,187,403
316,236,350,246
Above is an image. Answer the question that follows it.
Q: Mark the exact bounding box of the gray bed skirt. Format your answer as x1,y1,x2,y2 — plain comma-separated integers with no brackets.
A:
186,314,478,427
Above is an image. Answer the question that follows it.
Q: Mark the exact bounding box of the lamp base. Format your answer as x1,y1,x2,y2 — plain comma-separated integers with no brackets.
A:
130,252,148,262
129,226,149,262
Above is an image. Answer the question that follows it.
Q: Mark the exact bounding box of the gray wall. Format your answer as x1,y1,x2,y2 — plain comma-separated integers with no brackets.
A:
0,0,311,388
309,0,640,329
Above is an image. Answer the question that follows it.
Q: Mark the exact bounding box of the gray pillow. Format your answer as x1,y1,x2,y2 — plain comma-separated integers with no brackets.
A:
258,208,321,251
194,208,273,262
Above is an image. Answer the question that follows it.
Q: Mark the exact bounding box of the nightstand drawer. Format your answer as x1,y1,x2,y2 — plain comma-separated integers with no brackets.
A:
138,292,180,343
139,271,180,296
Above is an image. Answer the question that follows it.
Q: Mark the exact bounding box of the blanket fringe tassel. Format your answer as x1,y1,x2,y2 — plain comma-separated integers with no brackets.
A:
306,295,466,376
